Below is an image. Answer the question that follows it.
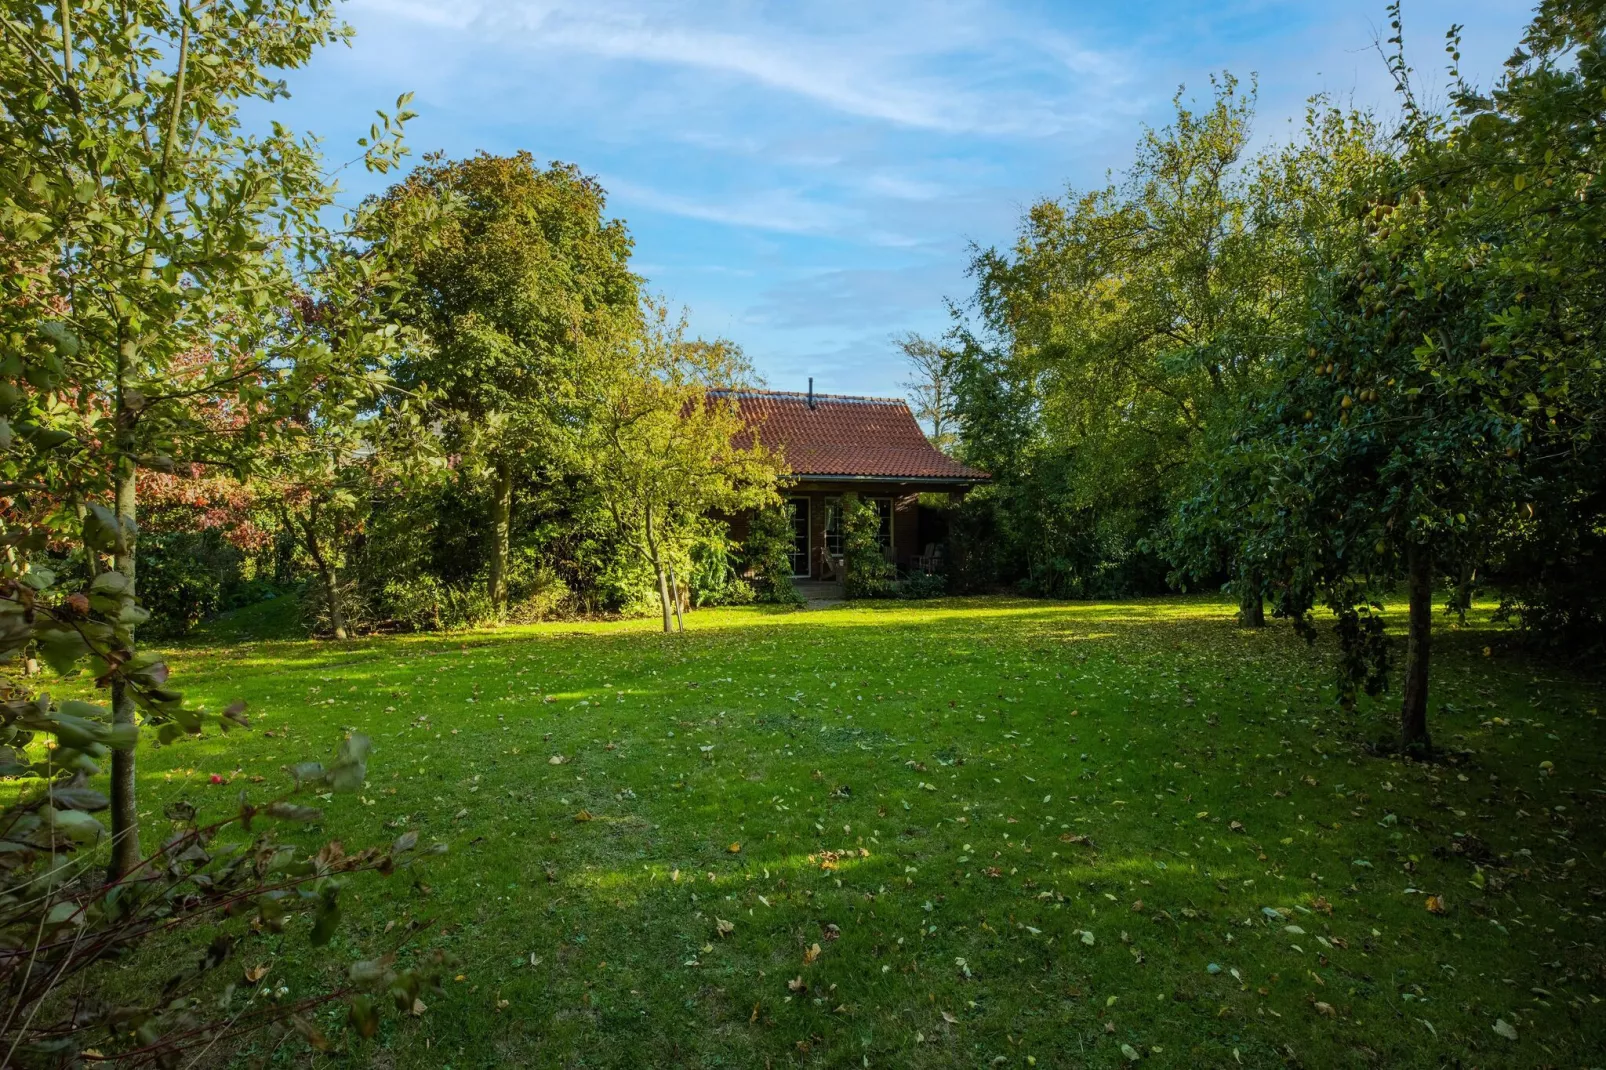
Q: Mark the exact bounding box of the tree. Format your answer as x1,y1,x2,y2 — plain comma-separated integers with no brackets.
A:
951,77,1312,602
263,244,441,640
365,152,641,617
568,309,781,632
0,0,412,874
1241,1,1606,751
897,333,958,453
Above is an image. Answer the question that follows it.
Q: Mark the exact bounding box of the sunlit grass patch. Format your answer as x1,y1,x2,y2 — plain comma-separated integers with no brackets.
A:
54,595,1606,1066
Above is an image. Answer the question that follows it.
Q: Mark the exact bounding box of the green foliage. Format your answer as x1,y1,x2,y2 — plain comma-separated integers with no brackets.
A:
743,503,802,606
841,493,894,600
951,78,1379,599
133,527,269,638
1211,0,1606,737
687,522,754,607
563,310,782,631
365,151,643,614
896,571,949,599
0,725,450,1065
0,2,445,1059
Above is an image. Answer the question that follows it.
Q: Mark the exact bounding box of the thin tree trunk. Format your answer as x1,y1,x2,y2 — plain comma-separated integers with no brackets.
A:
298,511,347,640
644,506,673,633
668,566,686,632
108,446,139,879
323,570,348,640
654,564,673,633
1400,542,1433,755
487,456,513,617
104,8,194,881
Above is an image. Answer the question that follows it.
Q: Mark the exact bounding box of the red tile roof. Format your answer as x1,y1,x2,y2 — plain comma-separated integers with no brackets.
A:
718,389,987,482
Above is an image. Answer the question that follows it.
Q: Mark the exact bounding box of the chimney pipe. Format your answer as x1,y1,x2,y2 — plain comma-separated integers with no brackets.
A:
808,378,815,410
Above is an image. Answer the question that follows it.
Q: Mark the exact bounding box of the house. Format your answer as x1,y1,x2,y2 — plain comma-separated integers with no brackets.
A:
718,384,988,582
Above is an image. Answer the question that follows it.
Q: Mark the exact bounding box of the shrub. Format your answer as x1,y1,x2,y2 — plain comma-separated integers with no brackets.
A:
897,571,949,599
506,563,576,623
744,503,803,605
689,524,754,607
842,493,895,600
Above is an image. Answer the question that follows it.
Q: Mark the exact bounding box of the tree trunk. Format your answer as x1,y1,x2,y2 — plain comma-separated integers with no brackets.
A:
106,22,191,881
644,506,673,633
668,566,686,632
487,457,513,617
1238,571,1265,628
1400,543,1433,755
108,446,140,879
321,564,348,641
654,564,673,633
298,510,347,640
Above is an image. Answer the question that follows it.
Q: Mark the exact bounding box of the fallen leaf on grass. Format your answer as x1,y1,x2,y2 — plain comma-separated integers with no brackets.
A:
244,964,271,984
787,977,806,992
715,918,735,938
803,943,821,965
728,842,741,853
1425,895,1446,915
1120,1043,1141,1061
1314,1001,1336,1017
574,810,593,822
941,1010,958,1024
548,755,567,765
1493,1019,1519,1040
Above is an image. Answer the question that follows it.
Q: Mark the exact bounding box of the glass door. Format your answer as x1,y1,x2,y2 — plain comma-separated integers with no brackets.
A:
787,497,810,577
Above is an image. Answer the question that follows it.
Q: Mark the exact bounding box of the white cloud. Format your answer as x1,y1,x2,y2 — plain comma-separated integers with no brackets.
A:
602,175,858,236
352,0,1135,136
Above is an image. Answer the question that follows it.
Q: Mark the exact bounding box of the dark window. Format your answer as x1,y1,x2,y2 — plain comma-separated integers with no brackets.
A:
871,497,892,552
787,497,810,577
825,499,843,558
825,497,891,557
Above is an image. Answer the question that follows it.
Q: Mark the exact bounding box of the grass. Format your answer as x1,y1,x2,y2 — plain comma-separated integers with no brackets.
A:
86,596,1606,1066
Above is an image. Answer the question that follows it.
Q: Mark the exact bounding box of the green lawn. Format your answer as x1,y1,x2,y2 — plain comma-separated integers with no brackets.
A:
115,596,1606,1066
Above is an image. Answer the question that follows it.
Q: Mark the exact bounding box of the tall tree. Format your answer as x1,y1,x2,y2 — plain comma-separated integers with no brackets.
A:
365,152,641,617
897,332,958,453
265,251,441,640
0,0,411,873
567,309,781,632
1241,0,1606,750
952,77,1297,600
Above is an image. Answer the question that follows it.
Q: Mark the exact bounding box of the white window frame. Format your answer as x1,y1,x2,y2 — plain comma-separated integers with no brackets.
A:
787,497,811,578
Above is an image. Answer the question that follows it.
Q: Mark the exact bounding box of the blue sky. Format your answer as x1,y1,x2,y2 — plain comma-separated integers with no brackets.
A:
278,0,1534,399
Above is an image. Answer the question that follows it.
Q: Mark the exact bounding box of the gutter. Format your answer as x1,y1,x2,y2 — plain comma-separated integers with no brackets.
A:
788,473,990,485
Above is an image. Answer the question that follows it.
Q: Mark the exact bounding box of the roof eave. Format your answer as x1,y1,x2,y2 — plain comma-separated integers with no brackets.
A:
785,473,990,486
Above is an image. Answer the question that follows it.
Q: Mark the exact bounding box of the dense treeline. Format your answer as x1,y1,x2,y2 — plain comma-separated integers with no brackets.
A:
125,149,788,639
933,1,1605,740
943,0,1606,747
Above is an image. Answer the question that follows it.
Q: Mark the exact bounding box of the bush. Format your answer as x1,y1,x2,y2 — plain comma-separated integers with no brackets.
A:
0,726,451,1065
130,527,275,637
842,493,895,600
689,524,754,606
374,575,500,632
744,503,803,605
897,571,949,599
299,576,367,636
